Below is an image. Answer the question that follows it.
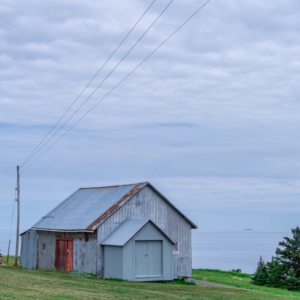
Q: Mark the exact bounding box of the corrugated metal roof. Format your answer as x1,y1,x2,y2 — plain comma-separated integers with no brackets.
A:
101,219,149,246
30,181,197,233
32,183,146,232
100,218,175,246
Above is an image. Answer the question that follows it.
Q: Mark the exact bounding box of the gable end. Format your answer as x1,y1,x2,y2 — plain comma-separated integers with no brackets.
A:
93,182,197,230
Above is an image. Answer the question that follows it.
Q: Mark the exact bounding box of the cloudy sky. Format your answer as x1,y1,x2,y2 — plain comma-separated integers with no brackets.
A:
1,0,300,252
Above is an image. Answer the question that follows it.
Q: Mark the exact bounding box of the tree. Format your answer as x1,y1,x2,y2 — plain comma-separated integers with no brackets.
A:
286,268,300,291
266,257,286,288
276,226,300,278
252,227,300,289
252,256,268,285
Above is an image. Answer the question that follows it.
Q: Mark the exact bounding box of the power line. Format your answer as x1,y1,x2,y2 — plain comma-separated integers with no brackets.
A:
21,0,173,169
20,0,156,168
21,0,211,174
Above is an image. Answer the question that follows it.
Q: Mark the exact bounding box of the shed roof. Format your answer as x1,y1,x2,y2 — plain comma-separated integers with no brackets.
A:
30,182,197,233
100,218,176,246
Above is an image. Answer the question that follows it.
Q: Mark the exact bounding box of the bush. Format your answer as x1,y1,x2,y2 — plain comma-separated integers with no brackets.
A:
266,258,286,288
286,269,300,291
252,256,268,285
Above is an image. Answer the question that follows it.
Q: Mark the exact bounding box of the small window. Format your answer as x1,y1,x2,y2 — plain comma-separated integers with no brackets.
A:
85,233,89,242
42,243,46,251
173,242,179,254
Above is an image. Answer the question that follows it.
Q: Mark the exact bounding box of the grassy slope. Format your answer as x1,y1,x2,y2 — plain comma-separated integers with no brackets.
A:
0,257,297,299
193,269,300,298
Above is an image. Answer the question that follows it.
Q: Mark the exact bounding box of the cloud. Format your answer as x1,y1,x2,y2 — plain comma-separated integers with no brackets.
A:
1,0,300,250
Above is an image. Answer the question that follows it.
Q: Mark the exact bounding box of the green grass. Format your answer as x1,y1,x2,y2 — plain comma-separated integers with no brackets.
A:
1,255,19,266
0,257,299,299
193,269,300,298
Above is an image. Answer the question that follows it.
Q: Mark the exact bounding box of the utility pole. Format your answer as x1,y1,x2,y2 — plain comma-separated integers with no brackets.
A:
14,165,20,267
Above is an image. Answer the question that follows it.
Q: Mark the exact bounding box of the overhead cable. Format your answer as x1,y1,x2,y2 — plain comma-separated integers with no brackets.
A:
21,0,173,168
20,0,156,168
21,0,211,174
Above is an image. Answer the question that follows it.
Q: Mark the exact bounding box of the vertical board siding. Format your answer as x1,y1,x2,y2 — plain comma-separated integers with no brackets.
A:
36,231,98,273
20,230,37,269
97,186,192,278
103,246,123,279
123,239,133,280
73,239,98,274
36,231,56,269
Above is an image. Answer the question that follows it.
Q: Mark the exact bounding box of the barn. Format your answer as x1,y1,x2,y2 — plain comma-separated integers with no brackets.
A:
20,182,197,280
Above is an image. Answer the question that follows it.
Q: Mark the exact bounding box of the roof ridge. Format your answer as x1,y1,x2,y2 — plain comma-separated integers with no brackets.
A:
79,182,148,190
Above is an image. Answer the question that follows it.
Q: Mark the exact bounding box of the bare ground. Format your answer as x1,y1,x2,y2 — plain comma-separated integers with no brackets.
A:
195,280,241,289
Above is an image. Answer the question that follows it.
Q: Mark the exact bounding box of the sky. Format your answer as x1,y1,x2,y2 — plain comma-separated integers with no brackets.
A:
1,0,300,253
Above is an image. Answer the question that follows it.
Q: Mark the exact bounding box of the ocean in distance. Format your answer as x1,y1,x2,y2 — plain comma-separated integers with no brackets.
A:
0,229,291,275
192,230,291,274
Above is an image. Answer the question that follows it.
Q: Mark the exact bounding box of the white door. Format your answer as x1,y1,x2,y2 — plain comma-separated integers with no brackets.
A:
135,240,162,278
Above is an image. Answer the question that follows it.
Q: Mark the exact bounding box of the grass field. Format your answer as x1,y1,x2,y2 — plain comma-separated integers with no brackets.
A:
193,269,300,299
1,256,300,299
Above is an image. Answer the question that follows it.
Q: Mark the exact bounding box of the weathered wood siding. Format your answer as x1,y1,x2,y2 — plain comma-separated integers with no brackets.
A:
97,186,192,278
20,229,37,269
35,231,98,273
73,239,98,274
36,231,55,269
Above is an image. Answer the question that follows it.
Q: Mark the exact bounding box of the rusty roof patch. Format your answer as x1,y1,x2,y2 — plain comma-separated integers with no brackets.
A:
86,182,146,231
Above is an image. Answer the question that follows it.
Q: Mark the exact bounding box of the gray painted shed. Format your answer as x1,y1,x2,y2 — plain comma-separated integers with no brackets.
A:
101,219,175,281
20,182,197,280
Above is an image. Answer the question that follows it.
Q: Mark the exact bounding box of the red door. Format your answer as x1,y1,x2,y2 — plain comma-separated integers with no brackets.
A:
55,238,73,271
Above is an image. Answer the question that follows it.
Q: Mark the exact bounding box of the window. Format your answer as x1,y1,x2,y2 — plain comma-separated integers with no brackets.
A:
42,243,46,251
173,242,179,254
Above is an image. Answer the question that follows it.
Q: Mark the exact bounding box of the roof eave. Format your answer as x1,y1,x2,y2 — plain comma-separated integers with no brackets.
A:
31,227,94,233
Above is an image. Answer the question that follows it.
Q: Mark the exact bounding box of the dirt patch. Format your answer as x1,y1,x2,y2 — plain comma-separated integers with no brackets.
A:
195,280,240,289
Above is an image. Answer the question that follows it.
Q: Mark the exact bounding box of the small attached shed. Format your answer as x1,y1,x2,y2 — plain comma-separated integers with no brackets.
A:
21,182,197,280
101,218,175,281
